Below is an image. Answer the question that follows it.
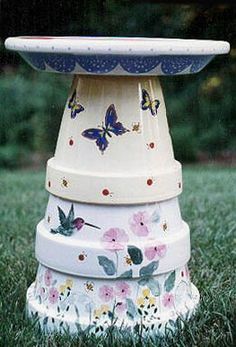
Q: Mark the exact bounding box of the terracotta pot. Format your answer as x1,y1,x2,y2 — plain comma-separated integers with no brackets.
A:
5,36,230,335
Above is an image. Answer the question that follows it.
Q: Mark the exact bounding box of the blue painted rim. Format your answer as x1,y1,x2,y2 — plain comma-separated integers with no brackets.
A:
20,52,214,75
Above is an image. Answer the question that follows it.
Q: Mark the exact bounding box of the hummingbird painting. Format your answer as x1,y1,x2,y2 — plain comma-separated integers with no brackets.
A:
50,204,100,236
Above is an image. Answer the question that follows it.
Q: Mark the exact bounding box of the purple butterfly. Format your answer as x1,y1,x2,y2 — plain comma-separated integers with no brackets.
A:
82,104,129,153
68,89,84,119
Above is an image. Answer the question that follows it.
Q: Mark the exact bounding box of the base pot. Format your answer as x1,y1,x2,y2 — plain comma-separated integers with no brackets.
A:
26,263,199,335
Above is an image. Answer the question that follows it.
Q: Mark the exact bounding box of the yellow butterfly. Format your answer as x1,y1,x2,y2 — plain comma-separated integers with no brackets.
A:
68,89,84,118
141,89,160,116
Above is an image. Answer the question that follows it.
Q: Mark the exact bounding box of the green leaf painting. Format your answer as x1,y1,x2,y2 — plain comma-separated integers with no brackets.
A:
146,278,161,296
137,277,149,286
127,245,143,265
164,271,176,292
98,256,116,276
138,277,161,296
119,269,133,278
126,298,138,320
139,261,159,277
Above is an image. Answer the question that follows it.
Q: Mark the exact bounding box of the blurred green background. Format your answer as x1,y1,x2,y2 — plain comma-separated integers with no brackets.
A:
0,1,235,168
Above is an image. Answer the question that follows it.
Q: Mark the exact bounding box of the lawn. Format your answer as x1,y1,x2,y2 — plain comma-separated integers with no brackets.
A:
0,166,235,347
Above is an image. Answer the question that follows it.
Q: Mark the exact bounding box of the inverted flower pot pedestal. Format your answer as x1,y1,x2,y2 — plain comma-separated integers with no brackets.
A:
5,37,229,335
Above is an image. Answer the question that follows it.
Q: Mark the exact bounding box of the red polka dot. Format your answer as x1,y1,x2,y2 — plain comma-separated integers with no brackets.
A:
78,254,85,261
149,142,155,149
102,189,110,196
147,179,153,186
69,139,74,146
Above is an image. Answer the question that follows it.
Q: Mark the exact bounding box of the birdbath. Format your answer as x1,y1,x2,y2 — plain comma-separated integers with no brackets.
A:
5,37,229,335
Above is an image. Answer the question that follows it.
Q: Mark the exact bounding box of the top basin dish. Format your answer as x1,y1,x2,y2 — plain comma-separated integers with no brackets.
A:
5,36,230,76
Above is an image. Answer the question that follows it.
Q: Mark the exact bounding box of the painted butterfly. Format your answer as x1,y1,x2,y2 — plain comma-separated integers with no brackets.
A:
141,89,160,116
68,89,84,118
82,104,129,153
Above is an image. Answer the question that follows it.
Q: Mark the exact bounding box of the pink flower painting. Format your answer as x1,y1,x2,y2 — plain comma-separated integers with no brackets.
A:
162,292,174,308
101,228,129,252
144,244,167,261
99,285,114,302
44,269,52,287
48,287,59,304
129,211,150,236
115,281,131,299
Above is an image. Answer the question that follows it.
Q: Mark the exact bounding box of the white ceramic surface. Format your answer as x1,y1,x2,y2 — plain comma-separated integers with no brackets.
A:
5,36,229,55
5,35,225,335
27,263,199,334
4,37,230,75
46,75,182,204
35,195,190,277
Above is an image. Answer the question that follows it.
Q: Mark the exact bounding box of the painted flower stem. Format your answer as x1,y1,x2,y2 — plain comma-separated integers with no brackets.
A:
115,251,119,276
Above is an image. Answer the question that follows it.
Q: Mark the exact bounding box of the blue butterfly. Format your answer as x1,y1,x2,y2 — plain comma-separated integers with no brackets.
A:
141,89,160,116
68,89,84,118
82,104,129,153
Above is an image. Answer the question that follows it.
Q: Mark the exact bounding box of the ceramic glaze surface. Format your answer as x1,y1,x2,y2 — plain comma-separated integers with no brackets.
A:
35,195,190,277
45,195,183,237
19,52,214,75
5,36,229,76
46,75,182,204
5,35,228,336
27,263,199,334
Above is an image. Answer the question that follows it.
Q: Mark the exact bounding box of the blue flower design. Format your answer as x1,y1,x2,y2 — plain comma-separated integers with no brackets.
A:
120,56,161,74
77,55,118,73
20,53,214,75
160,56,192,75
45,54,76,72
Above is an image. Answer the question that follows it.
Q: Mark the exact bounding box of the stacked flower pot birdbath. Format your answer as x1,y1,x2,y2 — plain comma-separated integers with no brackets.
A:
5,37,229,335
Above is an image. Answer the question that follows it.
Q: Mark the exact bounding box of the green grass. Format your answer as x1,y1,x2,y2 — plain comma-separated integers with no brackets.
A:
0,167,235,347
